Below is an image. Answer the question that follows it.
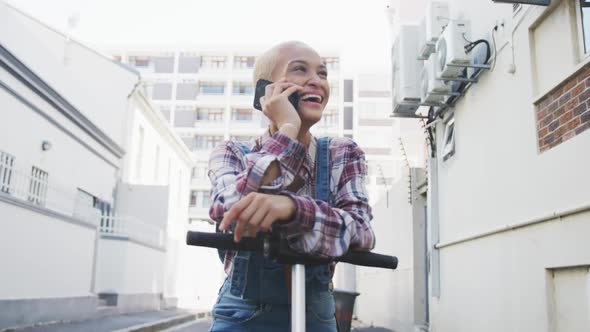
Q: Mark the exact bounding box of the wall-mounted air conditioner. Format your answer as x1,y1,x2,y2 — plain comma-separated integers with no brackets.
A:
392,24,422,116
420,54,450,104
418,1,450,60
436,19,471,78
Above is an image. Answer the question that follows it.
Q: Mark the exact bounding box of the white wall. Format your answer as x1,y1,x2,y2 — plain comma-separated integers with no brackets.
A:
0,2,137,147
121,92,194,304
0,70,119,206
425,1,590,331
175,220,225,310
356,170,421,331
95,239,165,294
0,202,96,298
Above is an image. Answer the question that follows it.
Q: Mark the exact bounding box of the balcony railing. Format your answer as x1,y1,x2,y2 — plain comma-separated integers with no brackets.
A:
1,160,166,248
0,162,99,225
100,215,165,248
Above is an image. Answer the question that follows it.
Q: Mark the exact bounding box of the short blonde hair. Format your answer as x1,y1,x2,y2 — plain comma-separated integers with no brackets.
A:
252,41,314,85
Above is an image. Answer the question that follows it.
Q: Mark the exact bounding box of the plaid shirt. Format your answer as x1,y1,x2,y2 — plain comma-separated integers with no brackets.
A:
208,130,375,274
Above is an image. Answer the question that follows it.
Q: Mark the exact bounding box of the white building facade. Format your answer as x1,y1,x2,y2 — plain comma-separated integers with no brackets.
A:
378,0,590,331
0,1,195,328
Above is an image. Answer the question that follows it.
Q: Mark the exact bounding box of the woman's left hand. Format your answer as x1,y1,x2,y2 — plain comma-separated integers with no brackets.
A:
219,193,296,242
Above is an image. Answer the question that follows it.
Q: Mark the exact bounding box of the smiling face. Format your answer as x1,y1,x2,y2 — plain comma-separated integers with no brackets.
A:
270,43,330,130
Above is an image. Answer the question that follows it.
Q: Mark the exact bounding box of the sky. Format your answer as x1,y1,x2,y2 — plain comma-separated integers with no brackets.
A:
7,0,399,73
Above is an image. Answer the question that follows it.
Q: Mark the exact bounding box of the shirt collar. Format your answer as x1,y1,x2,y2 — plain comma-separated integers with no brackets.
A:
256,128,316,176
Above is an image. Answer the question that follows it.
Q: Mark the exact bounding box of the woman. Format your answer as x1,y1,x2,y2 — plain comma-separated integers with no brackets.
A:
207,41,375,331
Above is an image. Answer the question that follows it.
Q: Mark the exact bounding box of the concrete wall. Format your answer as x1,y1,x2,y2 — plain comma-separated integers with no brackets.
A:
424,1,590,331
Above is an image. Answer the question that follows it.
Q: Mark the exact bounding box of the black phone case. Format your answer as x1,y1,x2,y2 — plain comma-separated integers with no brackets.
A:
253,79,300,111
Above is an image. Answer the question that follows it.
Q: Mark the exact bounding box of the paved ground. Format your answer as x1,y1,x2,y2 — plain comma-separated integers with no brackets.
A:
10,311,392,332
12,309,188,332
159,319,393,332
162,320,211,332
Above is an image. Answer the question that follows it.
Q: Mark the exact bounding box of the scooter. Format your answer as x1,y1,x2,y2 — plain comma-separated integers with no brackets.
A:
186,231,398,332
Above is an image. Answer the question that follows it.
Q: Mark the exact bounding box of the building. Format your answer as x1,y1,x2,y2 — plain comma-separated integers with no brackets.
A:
0,1,194,328
375,0,590,331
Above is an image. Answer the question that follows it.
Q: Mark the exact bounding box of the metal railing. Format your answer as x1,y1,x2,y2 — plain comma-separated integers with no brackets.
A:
1,157,165,248
0,160,99,224
99,215,165,248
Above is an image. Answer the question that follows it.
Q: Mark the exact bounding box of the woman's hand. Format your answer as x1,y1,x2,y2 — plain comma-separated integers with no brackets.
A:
260,78,303,132
219,193,296,242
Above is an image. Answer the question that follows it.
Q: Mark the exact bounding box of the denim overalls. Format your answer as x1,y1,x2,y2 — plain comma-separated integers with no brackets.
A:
209,137,337,332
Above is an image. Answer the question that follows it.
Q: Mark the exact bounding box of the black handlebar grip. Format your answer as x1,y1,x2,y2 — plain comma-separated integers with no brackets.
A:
337,251,398,270
186,231,263,252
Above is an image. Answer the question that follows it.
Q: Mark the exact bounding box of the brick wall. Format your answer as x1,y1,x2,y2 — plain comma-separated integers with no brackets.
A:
536,64,590,152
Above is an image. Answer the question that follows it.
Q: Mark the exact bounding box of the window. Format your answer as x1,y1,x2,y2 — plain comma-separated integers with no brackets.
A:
176,82,198,100
152,82,173,100
28,166,48,206
0,151,15,194
232,82,254,95
580,0,590,54
201,56,227,69
196,108,224,122
322,57,339,70
195,135,224,150
180,134,196,150
158,105,171,123
331,85,340,98
178,54,200,73
344,79,353,102
153,56,174,73
199,82,225,95
344,106,354,130
175,105,197,127
230,135,256,143
321,109,339,127
189,190,210,208
231,108,253,121
189,190,198,207
234,56,255,69
192,161,208,179
442,117,455,161
129,55,151,67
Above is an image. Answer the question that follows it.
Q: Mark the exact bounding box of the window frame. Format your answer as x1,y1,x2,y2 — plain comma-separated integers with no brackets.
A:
576,0,590,58
442,117,455,162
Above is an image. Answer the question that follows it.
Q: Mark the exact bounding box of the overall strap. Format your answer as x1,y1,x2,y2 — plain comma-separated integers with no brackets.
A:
216,141,253,263
315,137,331,203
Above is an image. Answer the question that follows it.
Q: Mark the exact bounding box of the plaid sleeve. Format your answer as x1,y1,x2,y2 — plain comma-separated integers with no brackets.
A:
208,132,306,222
278,140,375,258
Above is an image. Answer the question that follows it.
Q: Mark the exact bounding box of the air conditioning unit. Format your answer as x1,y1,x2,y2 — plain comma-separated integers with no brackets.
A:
436,19,471,78
392,24,422,116
420,54,450,104
418,1,450,60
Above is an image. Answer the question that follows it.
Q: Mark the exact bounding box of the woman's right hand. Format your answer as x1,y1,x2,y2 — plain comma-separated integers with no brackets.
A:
259,78,303,132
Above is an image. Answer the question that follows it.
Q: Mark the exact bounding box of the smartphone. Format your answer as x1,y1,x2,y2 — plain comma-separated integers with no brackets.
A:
253,79,300,111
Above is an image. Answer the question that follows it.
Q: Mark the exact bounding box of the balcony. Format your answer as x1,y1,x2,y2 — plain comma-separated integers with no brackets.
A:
0,160,99,225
